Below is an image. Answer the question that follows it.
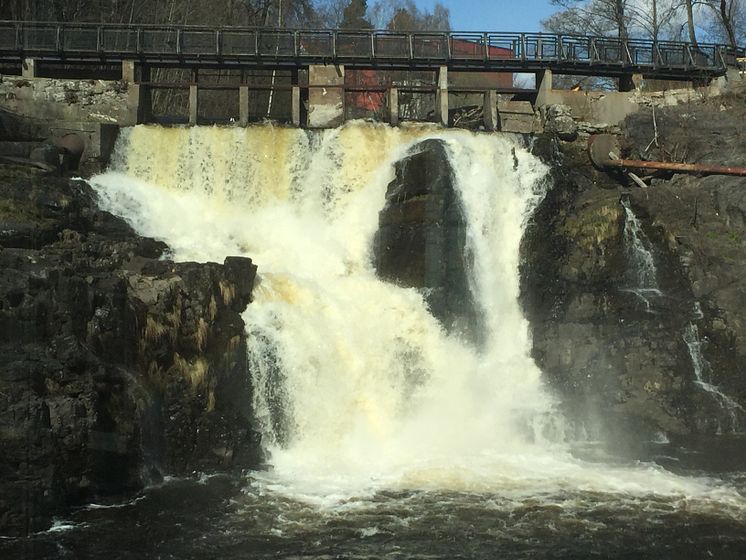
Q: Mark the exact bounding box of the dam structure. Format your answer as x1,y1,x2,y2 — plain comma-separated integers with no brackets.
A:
0,20,738,132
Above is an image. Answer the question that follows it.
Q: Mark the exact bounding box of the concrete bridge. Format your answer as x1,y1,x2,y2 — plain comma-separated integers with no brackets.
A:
0,20,739,129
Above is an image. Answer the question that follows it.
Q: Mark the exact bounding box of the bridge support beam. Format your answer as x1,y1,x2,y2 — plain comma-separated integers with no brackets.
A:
535,69,553,107
389,88,399,126
483,90,498,131
292,86,301,127
122,60,136,82
189,85,198,125
436,66,448,126
125,84,150,125
22,58,37,79
308,64,345,128
239,86,250,126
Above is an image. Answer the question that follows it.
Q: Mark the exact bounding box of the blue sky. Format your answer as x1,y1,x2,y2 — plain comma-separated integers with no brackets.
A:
414,0,557,32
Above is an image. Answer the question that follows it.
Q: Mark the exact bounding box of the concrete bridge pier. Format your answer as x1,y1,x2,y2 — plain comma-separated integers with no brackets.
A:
22,58,37,78
436,66,448,126
535,68,553,107
239,86,250,126
189,85,198,125
122,61,151,125
121,60,136,83
389,88,399,126
292,86,301,127
483,90,498,131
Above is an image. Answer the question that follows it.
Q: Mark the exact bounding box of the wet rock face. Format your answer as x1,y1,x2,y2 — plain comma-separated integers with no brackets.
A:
0,165,259,536
523,93,746,451
373,139,483,346
522,142,712,450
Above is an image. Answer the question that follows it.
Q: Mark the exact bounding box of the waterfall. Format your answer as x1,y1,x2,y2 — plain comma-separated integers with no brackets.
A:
621,197,661,309
683,323,744,434
89,122,739,503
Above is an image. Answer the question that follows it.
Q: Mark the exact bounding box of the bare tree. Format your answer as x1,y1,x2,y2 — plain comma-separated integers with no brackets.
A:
544,0,632,38
369,0,450,31
702,0,743,47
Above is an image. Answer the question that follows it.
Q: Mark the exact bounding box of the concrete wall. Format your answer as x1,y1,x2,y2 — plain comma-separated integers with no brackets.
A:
536,75,737,127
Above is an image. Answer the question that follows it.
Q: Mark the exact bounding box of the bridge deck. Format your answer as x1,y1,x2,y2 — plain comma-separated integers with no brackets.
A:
0,21,736,80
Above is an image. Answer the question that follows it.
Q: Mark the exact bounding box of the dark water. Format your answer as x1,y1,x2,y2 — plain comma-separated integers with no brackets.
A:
4,462,746,560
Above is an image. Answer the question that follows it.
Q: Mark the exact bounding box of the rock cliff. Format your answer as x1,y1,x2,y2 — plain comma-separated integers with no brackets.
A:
0,164,260,536
523,91,746,454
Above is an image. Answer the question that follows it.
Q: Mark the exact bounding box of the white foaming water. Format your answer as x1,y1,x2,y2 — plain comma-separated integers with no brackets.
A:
90,122,744,512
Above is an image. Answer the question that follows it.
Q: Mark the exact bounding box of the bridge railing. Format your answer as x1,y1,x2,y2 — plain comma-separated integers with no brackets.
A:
0,20,733,73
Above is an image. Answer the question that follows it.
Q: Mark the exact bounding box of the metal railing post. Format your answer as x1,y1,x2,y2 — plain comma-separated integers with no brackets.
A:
590,37,598,63
14,22,21,52
521,33,526,61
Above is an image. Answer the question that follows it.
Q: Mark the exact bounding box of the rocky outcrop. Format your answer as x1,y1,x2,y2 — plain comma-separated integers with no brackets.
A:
542,104,578,141
0,164,259,536
523,92,746,452
373,139,482,345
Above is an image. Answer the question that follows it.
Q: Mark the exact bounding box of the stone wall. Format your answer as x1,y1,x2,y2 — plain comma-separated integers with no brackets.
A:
0,75,130,124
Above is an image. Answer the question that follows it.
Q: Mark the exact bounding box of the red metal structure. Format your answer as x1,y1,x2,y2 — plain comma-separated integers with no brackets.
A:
347,40,514,113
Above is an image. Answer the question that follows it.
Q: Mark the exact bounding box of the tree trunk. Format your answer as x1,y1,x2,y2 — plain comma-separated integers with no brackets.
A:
719,0,738,48
685,0,699,48
615,0,629,40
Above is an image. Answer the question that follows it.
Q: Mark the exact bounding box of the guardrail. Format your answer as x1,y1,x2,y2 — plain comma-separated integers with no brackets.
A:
0,21,734,76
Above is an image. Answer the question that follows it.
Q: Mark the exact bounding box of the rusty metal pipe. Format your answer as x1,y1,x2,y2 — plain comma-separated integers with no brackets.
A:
588,134,746,178
604,158,746,177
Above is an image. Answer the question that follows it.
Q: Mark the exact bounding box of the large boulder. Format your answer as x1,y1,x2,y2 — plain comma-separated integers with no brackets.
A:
373,139,483,345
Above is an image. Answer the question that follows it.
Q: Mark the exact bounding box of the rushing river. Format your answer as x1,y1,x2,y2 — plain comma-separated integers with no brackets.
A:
4,122,745,559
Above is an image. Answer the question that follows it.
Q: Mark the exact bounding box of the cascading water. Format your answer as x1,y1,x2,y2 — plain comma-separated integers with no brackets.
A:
620,198,742,434
76,122,746,557
683,323,744,434
620,197,661,309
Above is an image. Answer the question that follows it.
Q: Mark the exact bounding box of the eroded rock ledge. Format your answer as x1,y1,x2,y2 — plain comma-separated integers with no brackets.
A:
0,164,259,536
